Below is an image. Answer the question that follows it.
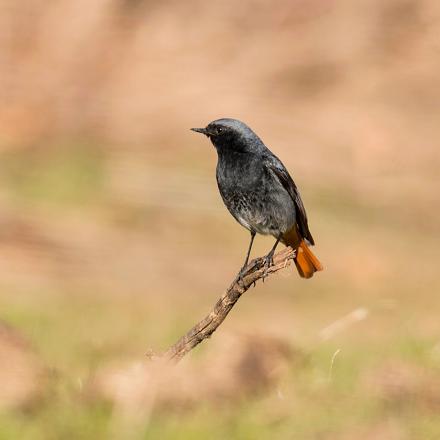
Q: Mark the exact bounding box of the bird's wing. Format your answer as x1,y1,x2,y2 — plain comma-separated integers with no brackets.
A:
264,154,315,245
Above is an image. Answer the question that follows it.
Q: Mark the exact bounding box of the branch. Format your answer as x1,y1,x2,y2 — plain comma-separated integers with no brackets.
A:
162,247,296,362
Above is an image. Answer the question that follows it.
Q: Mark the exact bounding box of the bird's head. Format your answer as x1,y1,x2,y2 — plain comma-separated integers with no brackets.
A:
191,118,265,154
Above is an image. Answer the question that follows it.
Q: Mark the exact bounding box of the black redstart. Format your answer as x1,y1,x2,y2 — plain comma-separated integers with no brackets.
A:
191,118,323,279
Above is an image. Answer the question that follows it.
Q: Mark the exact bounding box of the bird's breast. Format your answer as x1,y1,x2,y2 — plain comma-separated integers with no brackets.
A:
215,152,296,236
216,152,263,191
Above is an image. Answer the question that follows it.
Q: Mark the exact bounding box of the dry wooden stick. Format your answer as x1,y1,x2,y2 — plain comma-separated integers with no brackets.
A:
163,246,296,362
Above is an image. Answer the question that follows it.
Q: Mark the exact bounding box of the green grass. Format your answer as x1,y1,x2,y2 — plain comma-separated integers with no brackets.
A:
0,142,105,206
2,288,440,439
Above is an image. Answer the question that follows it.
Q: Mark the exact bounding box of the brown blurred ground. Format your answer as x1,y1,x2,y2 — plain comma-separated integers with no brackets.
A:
0,0,439,438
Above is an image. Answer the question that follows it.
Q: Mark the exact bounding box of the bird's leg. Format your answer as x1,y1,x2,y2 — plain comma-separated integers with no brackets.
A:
238,230,256,285
242,230,256,269
262,234,282,279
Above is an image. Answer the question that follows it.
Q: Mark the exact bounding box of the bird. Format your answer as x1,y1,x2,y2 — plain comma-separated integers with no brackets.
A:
191,118,323,279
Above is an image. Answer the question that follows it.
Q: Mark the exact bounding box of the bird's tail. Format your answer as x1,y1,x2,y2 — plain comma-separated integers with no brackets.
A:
294,240,323,279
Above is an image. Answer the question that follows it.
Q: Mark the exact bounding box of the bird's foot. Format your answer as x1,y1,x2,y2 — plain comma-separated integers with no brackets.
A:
262,252,275,281
235,258,262,288
236,266,247,288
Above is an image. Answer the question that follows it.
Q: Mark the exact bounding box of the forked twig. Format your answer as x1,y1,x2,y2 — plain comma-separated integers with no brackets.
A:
162,247,296,362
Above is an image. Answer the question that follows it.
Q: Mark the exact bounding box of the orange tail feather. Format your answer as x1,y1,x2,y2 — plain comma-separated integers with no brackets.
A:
294,240,323,279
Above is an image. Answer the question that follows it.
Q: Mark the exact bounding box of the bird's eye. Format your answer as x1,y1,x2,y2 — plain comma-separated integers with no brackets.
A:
217,127,223,133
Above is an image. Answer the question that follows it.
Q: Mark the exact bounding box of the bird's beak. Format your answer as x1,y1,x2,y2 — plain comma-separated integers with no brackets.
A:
191,127,210,136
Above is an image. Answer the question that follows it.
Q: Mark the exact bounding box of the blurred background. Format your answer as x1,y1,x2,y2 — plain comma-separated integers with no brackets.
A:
1,0,440,438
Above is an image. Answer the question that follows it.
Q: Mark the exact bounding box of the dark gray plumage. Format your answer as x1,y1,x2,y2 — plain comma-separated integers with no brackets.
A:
191,118,322,279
